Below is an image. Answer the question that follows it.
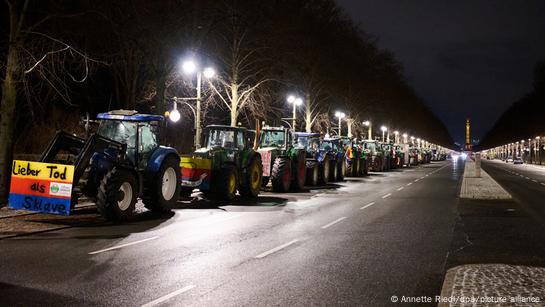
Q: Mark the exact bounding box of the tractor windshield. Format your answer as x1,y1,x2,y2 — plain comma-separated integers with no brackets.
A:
207,129,236,149
296,136,320,151
97,120,138,164
259,130,285,148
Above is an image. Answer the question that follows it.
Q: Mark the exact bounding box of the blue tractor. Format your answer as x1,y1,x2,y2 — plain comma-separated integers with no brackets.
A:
40,110,181,221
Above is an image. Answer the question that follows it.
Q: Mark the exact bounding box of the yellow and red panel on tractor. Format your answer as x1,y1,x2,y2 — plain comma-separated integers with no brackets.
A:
180,156,212,191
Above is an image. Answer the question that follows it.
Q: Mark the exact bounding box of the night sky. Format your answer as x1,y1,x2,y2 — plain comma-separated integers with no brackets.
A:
336,0,545,145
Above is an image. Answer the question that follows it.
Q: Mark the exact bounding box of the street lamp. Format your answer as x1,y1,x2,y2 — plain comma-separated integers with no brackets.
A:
380,126,387,142
286,95,303,130
402,133,408,144
179,58,215,148
394,131,399,144
168,100,181,123
410,136,415,145
335,111,346,137
362,120,371,140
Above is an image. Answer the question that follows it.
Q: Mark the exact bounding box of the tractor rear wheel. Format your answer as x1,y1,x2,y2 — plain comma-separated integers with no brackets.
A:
329,159,338,182
305,161,319,186
320,158,330,184
291,157,306,190
144,156,181,213
240,158,262,198
271,157,291,192
214,165,237,200
338,158,346,181
261,176,270,187
96,167,138,221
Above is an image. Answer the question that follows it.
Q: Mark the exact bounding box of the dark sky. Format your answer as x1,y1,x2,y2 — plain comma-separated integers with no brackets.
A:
336,0,545,145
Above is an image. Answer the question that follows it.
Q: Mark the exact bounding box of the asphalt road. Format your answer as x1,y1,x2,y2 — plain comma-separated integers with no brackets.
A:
0,161,464,306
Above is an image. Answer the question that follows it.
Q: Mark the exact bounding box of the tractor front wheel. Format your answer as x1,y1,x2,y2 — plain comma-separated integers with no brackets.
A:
329,159,338,182
96,168,138,221
215,165,237,200
271,157,291,192
144,156,181,213
339,158,346,180
240,158,262,198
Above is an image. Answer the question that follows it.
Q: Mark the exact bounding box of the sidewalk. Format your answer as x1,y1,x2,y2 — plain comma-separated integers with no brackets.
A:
0,201,102,239
439,264,545,307
489,158,545,174
459,160,511,200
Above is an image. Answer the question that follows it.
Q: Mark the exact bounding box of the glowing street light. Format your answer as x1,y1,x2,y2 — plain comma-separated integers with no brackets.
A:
380,126,387,142
169,102,181,123
402,133,408,144
394,130,399,144
362,120,371,140
287,95,303,130
177,58,215,148
335,111,346,137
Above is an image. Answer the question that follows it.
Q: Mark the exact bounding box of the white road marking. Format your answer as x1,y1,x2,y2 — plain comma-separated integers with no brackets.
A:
525,177,530,180
541,183,545,186
255,239,300,258
360,202,375,210
414,179,420,182
141,285,195,307
89,236,160,255
420,176,425,179
407,182,413,186
397,187,404,191
321,217,348,229
382,193,392,199
532,179,538,183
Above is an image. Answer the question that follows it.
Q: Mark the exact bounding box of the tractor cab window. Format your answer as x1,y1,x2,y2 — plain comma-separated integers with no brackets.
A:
138,122,159,168
295,136,309,149
321,141,333,151
97,120,137,164
259,130,285,148
237,131,245,150
207,129,236,149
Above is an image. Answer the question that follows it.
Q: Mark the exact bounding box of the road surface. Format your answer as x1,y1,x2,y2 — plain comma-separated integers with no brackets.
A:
5,159,541,306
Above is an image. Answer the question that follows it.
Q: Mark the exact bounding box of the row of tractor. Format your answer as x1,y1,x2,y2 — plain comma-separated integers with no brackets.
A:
13,110,435,222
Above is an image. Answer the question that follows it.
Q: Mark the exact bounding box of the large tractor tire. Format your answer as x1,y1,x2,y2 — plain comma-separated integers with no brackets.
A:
339,158,346,180
271,157,291,192
291,157,306,190
240,157,262,198
305,161,319,186
143,156,181,213
362,159,369,175
350,158,359,177
329,159,338,182
214,165,237,200
96,167,138,221
261,176,270,187
320,158,330,184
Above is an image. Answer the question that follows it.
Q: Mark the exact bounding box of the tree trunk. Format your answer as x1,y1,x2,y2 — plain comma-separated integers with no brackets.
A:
230,82,239,127
0,47,20,205
305,91,312,132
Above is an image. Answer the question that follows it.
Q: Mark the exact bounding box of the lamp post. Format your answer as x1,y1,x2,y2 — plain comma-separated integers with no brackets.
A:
380,126,387,142
287,95,303,130
410,136,415,145
177,59,215,149
334,112,346,136
402,133,408,144
537,136,541,165
394,131,399,144
363,120,371,140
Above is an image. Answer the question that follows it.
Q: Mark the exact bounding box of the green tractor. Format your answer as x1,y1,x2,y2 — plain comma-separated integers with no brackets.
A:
257,126,307,192
180,125,262,200
363,140,387,172
340,137,369,177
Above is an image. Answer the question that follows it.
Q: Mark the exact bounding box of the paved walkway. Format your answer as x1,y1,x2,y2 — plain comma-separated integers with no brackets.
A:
439,264,545,307
460,160,511,200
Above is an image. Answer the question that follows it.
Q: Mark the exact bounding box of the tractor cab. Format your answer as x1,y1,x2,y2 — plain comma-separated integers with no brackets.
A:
198,125,252,163
258,126,291,149
294,132,321,155
96,110,163,169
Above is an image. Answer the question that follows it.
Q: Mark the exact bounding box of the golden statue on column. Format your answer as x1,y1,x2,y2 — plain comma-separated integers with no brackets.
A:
464,118,472,151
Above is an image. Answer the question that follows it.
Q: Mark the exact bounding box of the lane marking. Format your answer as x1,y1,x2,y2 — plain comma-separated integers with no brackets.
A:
89,236,160,255
525,177,530,180
397,187,404,191
382,193,392,199
541,183,545,186
255,239,300,259
532,179,538,183
321,217,348,229
414,179,420,182
407,182,413,186
141,285,196,307
360,202,375,210
420,176,425,179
